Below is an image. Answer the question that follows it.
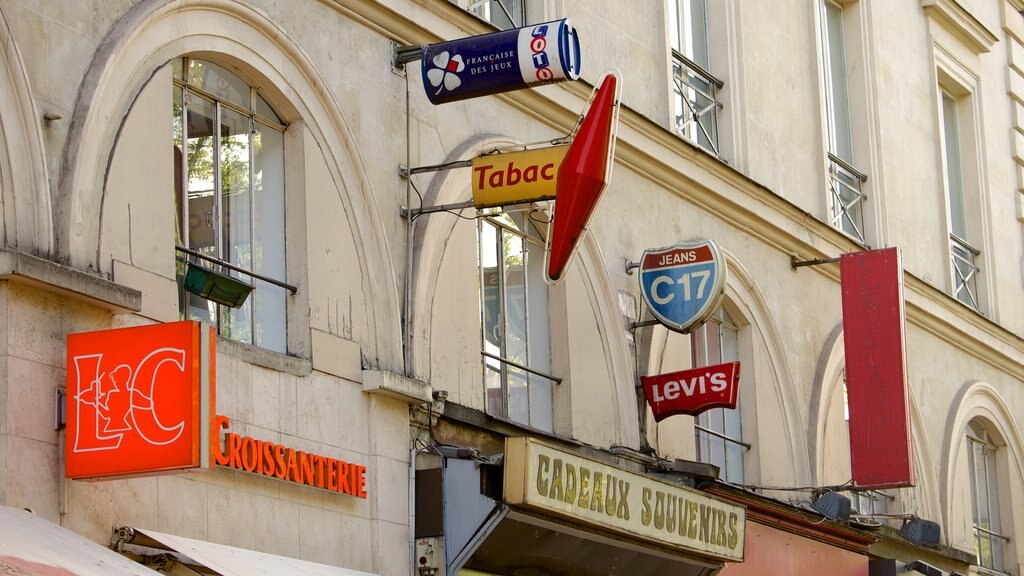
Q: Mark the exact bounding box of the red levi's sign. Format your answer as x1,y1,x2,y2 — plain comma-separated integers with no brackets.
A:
841,247,914,489
641,362,740,421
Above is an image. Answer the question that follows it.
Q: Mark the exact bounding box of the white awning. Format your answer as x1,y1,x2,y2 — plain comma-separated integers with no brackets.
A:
0,505,163,576
118,527,380,576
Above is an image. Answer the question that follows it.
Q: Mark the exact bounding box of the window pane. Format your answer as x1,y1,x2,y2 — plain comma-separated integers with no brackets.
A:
824,0,853,162
188,59,251,110
507,365,529,425
253,122,286,353
941,92,967,239
254,92,282,125
220,106,253,344
686,0,709,69
184,93,218,326
502,229,527,365
480,222,502,353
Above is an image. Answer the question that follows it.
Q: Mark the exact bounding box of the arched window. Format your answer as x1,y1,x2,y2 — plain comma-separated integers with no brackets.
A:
173,57,288,353
692,308,746,483
967,419,1008,571
479,210,552,431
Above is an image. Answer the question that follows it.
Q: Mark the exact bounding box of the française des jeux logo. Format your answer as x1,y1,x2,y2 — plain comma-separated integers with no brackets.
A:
65,321,214,480
639,240,727,333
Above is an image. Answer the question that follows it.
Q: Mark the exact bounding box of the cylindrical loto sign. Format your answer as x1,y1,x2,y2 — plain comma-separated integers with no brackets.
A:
421,18,582,105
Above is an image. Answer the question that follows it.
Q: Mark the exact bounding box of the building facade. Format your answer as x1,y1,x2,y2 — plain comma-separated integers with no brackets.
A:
1,0,1023,574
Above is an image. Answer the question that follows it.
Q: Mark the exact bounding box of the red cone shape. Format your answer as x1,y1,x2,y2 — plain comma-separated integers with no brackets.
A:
547,73,618,282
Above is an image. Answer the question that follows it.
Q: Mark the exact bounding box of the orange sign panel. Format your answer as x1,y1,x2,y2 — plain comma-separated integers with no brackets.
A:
65,321,215,480
471,146,567,208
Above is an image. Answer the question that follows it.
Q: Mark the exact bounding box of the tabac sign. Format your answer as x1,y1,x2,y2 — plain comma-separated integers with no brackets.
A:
65,321,215,480
639,240,727,333
504,437,745,562
472,146,567,208
641,361,741,421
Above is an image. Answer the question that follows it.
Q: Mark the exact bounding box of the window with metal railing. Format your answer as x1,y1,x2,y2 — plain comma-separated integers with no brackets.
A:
951,233,981,310
669,0,722,156
672,52,723,155
940,89,982,312
479,211,555,431
827,153,867,243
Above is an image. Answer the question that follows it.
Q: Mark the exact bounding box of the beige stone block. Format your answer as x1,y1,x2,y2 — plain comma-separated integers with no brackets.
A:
6,357,61,443
1011,38,1024,77
335,380,371,452
251,366,282,431
1014,130,1024,165
252,493,301,558
370,456,408,525
156,475,209,539
297,504,339,565
375,520,409,576
0,436,6,503
1009,68,1024,103
111,261,178,323
205,482,257,549
280,375,298,436
7,286,63,367
336,514,373,573
63,475,159,543
216,354,254,423
1004,0,1024,43
296,371,342,446
311,329,362,382
367,396,414,461
362,369,431,403
3,436,59,521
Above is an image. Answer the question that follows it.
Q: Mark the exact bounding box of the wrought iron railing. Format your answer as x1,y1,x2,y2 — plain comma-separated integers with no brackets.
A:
672,50,723,156
951,233,981,310
827,153,868,243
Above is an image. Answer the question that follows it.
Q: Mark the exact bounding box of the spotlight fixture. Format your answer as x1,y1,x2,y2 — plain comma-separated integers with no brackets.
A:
183,262,253,308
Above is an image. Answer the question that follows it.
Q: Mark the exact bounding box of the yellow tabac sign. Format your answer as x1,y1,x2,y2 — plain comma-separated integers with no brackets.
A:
471,146,567,208
504,437,745,562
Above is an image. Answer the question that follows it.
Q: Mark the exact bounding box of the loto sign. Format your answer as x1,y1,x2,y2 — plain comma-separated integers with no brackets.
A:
421,19,581,105
472,146,567,208
641,362,740,421
639,240,727,333
65,321,215,480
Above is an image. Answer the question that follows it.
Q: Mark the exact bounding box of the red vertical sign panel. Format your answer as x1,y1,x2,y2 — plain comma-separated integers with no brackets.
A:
841,248,914,489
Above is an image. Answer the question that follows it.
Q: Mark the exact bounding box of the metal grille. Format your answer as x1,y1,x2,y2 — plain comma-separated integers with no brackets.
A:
951,233,980,311
827,153,867,243
672,51,723,156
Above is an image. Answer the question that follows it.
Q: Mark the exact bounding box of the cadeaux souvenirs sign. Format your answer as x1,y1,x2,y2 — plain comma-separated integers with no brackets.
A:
504,437,745,562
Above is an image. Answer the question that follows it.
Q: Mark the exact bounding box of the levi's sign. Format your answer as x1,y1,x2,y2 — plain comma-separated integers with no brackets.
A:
471,146,567,208
504,437,745,562
65,321,215,480
641,362,740,421
639,240,726,333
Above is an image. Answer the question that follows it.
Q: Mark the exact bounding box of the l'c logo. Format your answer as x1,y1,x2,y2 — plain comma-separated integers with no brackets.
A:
65,321,215,480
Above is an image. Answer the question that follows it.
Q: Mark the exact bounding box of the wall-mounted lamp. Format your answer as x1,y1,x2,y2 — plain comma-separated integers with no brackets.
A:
811,491,852,522
183,262,253,308
900,517,941,546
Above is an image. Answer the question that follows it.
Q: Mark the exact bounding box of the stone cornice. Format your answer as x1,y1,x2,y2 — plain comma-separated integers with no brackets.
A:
922,0,999,53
